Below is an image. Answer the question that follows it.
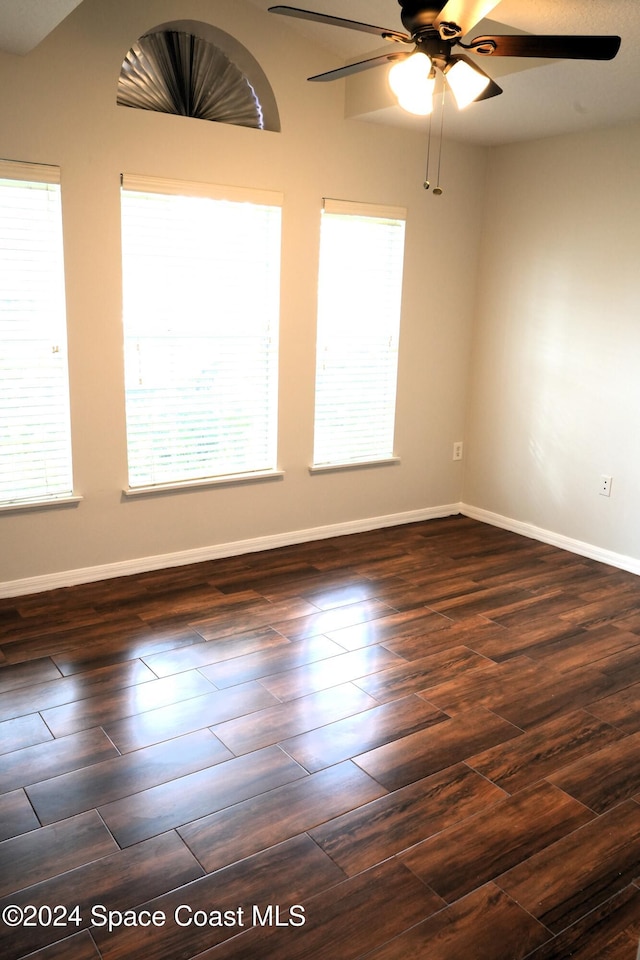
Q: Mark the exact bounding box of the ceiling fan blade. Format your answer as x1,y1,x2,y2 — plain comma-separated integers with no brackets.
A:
468,34,621,60
308,52,410,82
433,0,500,37
268,6,409,43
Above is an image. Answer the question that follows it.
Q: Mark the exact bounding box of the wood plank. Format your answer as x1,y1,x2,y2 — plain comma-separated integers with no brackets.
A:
419,655,546,715
257,645,401,701
428,584,548,621
352,551,445,581
269,599,394,643
104,583,229,621
0,831,203,960
399,781,594,901
205,559,319,598
484,591,585,628
610,609,640,634
361,883,550,960
373,576,485,610
547,730,640,813
212,683,379,756
51,626,207,676
473,560,597,594
467,708,625,793
522,624,640,673
26,729,231,825
497,799,640,933
142,626,290,676
283,695,447,773
188,596,321,640
0,658,156,723
99,745,308,847
381,614,507,661
0,727,119,795
299,576,391,610
466,618,587,663
18,930,102,960
92,834,344,960
178,761,387,871
140,587,263,627
588,680,640,734
310,763,506,876
198,635,345,688
0,607,129,643
0,712,53,756
0,657,61,692
590,643,640,687
103,681,280,753
40,667,217,738
0,810,118,897
0,614,158,665
324,607,451,652
203,859,444,960
0,789,39,841
490,665,625,729
523,884,640,960
558,593,640,629
409,555,533,588
354,707,522,791
353,645,492,703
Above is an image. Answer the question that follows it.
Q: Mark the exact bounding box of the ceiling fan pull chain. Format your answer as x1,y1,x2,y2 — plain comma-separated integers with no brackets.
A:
433,85,446,196
423,110,433,190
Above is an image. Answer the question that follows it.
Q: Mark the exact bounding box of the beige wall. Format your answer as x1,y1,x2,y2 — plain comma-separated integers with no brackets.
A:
465,121,640,567
0,0,486,589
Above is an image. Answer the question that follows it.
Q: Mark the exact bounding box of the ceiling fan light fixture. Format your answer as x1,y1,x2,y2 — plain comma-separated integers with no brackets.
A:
444,58,491,109
388,52,435,115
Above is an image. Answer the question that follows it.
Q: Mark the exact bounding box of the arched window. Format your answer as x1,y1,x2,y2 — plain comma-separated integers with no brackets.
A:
117,20,280,132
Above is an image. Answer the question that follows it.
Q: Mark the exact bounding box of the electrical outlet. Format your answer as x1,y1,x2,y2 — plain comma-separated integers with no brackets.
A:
600,475,612,497
453,441,463,461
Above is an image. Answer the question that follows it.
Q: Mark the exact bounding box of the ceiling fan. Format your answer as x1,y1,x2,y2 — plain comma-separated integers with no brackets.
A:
268,2,621,115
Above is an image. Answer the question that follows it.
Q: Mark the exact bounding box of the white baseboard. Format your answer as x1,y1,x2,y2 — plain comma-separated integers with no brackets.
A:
0,503,461,598
461,503,640,577
5,501,637,599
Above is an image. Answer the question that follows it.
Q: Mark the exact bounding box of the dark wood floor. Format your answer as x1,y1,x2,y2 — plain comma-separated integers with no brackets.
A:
2,516,640,959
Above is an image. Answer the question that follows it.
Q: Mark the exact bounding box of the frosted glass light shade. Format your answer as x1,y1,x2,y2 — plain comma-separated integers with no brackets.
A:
445,59,491,109
388,53,435,116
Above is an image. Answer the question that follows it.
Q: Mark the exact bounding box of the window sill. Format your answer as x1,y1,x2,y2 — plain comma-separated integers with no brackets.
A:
124,469,285,497
309,457,401,475
0,494,82,514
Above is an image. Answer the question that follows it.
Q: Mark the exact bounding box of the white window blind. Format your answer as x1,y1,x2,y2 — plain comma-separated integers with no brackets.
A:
120,175,282,489
313,198,406,468
0,161,73,507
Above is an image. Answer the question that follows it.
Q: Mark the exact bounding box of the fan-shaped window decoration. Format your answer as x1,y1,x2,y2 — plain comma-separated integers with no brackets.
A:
117,21,280,132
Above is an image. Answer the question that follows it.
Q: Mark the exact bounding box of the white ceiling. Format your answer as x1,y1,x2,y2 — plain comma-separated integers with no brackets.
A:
0,0,638,145
0,0,83,56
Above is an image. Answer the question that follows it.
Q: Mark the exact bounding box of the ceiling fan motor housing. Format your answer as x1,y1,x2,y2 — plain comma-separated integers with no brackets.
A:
398,1,448,34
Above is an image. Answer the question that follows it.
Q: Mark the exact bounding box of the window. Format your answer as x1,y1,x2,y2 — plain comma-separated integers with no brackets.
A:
117,21,281,132
0,161,74,507
120,175,282,490
313,199,406,469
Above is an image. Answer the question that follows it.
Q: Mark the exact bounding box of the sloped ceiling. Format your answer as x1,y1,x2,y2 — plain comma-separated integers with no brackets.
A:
1,0,639,144
0,0,83,55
